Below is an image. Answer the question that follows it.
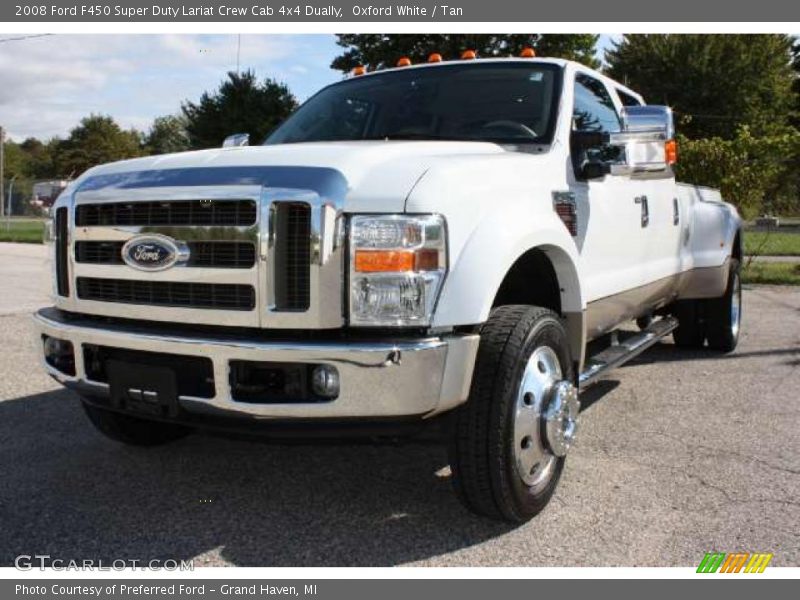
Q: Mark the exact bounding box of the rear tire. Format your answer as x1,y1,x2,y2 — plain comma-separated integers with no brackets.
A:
671,300,706,348
82,401,192,446
705,259,741,353
448,305,578,523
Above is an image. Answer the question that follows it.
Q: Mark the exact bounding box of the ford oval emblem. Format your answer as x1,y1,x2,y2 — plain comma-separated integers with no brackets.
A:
121,235,188,272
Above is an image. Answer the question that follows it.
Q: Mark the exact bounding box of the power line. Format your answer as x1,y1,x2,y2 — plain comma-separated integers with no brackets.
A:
0,33,54,44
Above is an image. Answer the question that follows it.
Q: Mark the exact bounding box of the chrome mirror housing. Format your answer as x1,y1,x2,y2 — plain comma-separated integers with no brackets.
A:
608,105,675,176
622,105,675,139
222,133,250,148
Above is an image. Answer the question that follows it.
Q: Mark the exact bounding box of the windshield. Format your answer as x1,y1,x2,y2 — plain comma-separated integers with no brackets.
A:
265,63,562,146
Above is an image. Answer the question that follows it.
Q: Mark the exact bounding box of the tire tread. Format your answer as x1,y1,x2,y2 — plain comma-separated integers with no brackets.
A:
449,305,564,522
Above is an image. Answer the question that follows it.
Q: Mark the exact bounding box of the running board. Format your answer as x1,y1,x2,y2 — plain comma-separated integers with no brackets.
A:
578,316,678,389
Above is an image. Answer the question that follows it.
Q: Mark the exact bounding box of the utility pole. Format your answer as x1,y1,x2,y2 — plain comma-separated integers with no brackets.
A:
7,174,17,230
236,34,241,74
0,126,5,219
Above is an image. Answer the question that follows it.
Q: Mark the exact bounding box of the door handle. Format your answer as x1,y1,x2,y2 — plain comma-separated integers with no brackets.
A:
673,197,680,225
634,196,649,228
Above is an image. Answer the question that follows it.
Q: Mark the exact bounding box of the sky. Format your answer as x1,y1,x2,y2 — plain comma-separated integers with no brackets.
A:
0,34,617,141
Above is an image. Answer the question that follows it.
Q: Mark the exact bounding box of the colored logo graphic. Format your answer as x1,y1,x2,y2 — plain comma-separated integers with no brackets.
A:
697,552,773,573
121,235,187,272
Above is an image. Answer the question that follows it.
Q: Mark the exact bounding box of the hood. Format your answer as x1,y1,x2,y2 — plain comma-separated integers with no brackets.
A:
76,141,507,213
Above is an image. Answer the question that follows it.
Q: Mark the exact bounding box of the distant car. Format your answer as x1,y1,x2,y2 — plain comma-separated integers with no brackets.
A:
31,180,70,215
35,56,742,523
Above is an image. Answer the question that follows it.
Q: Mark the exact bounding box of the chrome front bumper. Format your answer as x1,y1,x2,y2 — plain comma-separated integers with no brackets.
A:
33,308,479,421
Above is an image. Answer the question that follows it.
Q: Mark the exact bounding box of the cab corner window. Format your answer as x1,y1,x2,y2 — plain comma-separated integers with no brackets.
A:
617,89,643,108
572,73,622,134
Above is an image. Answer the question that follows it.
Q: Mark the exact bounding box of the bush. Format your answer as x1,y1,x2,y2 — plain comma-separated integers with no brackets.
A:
675,127,800,219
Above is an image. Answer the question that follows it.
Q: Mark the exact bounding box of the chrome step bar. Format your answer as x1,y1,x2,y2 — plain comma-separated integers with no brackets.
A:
579,316,678,389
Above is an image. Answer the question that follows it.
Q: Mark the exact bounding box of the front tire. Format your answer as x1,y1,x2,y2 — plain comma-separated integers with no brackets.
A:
448,305,579,523
82,400,193,446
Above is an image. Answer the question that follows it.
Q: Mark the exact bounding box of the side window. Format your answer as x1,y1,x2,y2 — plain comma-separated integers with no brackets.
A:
572,74,622,133
617,89,643,108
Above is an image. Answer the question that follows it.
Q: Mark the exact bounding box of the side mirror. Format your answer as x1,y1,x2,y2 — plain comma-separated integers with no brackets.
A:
570,130,614,180
571,106,677,180
570,130,605,153
222,133,250,148
611,105,676,174
581,161,609,180
622,105,674,139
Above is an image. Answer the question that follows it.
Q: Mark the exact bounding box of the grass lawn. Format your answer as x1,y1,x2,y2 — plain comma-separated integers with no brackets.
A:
0,219,46,243
744,231,800,256
1,218,796,285
742,261,800,286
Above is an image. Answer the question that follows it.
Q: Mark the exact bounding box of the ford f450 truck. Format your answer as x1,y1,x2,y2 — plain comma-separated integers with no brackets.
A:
34,57,742,522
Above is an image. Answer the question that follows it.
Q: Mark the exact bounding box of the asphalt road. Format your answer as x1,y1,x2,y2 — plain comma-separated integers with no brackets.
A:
0,242,798,567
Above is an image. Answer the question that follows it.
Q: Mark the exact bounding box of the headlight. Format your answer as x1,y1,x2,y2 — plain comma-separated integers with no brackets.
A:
349,214,447,327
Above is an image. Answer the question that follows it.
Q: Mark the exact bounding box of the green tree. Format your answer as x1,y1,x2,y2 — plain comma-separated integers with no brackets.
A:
605,35,796,139
331,34,599,72
676,127,800,219
181,71,298,149
1,139,41,215
792,39,800,128
2,140,30,180
18,137,57,179
146,115,190,155
786,40,800,215
55,115,144,176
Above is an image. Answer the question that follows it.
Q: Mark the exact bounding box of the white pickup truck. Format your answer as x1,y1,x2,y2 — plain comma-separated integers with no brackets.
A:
34,56,742,522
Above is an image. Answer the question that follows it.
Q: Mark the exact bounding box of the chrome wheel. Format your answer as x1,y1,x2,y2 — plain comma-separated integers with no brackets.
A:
449,305,575,522
513,346,579,492
731,271,741,339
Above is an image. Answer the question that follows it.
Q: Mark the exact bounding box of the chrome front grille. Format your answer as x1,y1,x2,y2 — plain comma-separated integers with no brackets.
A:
60,184,344,329
273,202,311,310
76,278,256,311
55,207,70,297
75,241,257,269
75,199,257,227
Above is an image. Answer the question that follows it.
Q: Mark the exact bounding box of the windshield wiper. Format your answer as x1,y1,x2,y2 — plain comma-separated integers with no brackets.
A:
367,132,466,141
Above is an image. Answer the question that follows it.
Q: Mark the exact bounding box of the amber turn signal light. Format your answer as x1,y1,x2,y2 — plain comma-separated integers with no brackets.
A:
665,139,678,165
354,249,440,273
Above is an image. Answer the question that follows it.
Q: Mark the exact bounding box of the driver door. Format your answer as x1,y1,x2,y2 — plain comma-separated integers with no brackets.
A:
568,72,653,338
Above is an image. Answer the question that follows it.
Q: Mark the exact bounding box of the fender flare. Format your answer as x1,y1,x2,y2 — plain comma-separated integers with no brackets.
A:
433,215,586,367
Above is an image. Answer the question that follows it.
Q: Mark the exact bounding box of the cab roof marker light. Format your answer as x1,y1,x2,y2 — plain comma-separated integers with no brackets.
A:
461,50,477,60
428,53,443,63
352,65,366,76
520,47,536,58
396,57,412,67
